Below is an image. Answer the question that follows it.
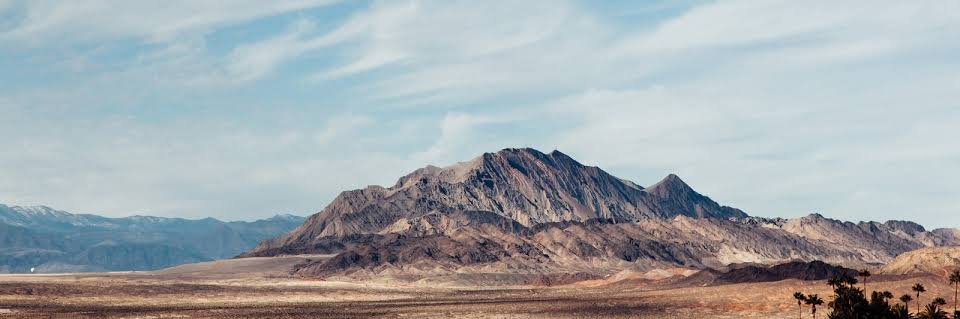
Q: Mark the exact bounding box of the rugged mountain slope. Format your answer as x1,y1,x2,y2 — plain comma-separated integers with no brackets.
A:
245,148,960,279
0,222,68,273
249,148,745,255
880,246,960,276
288,215,955,278
0,204,304,273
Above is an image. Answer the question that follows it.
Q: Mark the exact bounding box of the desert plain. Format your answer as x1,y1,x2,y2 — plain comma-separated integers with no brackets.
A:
0,256,953,319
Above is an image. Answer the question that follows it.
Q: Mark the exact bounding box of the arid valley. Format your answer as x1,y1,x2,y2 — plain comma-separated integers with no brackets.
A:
1,256,958,319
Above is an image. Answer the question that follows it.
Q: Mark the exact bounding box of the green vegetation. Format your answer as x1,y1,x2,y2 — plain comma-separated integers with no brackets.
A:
792,271,960,319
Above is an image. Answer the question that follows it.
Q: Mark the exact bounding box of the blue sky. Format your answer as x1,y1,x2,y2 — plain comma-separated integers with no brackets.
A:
1,1,959,227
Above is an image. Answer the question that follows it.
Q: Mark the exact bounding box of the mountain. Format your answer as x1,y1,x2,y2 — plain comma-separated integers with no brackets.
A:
880,246,960,276
248,148,746,255
0,204,304,273
712,261,856,284
243,148,960,280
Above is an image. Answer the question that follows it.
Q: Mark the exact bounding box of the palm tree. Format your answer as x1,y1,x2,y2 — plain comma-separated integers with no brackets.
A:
892,303,911,319
882,291,895,301
934,297,948,306
949,270,960,315
923,303,949,319
859,269,872,292
827,276,842,301
915,283,927,312
828,276,842,289
806,294,824,319
901,294,914,314
924,298,949,319
882,290,896,310
793,292,808,317
794,292,807,319
843,274,859,287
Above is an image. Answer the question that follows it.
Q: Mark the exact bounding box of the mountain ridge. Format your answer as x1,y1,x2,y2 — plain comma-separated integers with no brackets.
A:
0,204,304,273
249,148,747,256
243,148,959,279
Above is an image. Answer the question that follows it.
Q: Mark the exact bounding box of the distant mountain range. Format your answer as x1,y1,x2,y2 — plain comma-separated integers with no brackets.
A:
243,148,960,279
0,204,303,273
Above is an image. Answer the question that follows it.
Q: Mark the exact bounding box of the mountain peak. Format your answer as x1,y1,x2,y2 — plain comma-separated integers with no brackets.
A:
646,174,692,195
397,148,585,188
660,173,686,184
490,147,548,156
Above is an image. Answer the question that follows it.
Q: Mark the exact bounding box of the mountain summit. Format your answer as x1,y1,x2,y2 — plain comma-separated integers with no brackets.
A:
248,148,745,255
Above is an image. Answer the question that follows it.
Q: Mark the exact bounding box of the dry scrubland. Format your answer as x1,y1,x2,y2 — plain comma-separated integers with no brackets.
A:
0,257,953,318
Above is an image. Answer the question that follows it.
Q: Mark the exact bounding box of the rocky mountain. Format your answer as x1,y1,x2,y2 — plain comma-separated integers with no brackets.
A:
712,261,856,284
248,148,746,255
0,204,303,273
243,148,960,280
880,246,960,276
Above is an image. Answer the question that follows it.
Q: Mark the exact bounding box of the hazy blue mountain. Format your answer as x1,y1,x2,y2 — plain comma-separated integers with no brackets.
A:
0,204,303,273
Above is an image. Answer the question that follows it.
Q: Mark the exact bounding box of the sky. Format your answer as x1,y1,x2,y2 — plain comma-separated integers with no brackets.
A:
1,1,959,227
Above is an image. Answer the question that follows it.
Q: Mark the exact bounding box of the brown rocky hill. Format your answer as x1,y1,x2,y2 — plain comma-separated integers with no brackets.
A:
880,246,960,276
242,148,960,279
713,260,856,284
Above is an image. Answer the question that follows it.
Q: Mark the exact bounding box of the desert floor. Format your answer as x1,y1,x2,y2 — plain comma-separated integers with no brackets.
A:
0,257,953,319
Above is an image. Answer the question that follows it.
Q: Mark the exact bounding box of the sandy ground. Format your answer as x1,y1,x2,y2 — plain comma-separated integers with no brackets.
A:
0,257,955,318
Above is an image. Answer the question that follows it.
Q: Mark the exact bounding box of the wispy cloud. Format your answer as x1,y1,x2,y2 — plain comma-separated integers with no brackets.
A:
2,0,960,228
0,0,341,45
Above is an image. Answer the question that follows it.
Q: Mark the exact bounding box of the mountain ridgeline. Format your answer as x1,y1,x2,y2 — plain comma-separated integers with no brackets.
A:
0,205,304,273
248,148,745,252
242,148,959,278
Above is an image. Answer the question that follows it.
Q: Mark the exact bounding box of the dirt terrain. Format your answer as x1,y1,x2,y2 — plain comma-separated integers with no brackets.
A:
1,257,955,318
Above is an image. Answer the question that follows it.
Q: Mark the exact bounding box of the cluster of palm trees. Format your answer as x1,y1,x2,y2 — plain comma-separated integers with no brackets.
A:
794,292,824,319
791,269,960,319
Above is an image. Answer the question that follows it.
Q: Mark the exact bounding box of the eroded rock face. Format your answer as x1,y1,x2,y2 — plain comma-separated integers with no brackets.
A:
243,148,960,278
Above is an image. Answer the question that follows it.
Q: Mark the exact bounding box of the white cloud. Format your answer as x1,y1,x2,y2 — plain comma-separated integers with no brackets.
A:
291,0,960,107
1,0,341,45
313,113,372,145
301,0,612,102
0,107,410,219
226,19,319,82
409,112,503,166
4,0,960,228
616,0,960,53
